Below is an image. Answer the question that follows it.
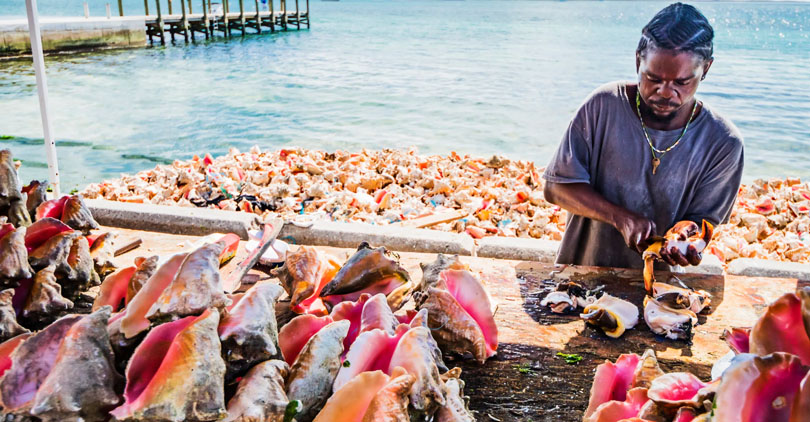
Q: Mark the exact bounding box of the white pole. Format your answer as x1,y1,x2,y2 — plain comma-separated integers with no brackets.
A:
25,0,61,197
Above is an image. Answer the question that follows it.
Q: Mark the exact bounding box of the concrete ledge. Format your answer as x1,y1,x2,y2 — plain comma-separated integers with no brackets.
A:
86,199,260,239
0,16,146,55
279,220,475,256
476,236,558,262
726,258,810,280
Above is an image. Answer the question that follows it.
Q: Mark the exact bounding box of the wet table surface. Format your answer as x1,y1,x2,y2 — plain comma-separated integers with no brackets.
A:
104,227,807,422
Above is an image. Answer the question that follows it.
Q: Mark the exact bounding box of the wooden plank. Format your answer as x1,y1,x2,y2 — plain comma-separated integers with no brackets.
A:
393,209,468,228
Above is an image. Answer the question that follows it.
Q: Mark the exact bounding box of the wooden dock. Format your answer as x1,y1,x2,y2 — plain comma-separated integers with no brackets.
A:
143,0,310,45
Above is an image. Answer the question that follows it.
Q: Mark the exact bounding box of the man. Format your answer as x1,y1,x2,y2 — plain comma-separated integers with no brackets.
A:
543,3,743,269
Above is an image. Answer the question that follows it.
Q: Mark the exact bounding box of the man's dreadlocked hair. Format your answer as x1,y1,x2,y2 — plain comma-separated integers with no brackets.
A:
637,3,714,62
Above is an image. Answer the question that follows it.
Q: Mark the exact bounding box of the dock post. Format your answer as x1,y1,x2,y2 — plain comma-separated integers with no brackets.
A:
239,0,246,35
180,0,190,42
156,0,165,44
269,0,275,32
144,0,149,15
188,0,193,13
294,0,299,30
202,0,210,39
282,0,288,31
254,0,262,33
118,0,124,16
223,0,231,37
306,0,309,28
168,0,173,14
83,2,89,18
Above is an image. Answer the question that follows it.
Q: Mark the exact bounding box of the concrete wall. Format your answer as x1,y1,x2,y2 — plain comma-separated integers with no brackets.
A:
0,16,146,56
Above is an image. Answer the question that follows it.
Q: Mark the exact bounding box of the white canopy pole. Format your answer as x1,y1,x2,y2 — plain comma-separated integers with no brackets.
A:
25,0,61,197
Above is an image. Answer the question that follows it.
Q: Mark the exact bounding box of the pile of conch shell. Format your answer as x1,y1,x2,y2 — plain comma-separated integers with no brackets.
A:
79,147,810,264
584,286,810,422
0,237,497,421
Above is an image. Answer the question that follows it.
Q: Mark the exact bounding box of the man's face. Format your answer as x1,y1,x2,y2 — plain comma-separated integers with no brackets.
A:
635,49,712,122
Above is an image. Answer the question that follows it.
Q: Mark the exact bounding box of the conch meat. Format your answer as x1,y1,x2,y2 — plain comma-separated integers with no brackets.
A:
580,294,639,339
540,281,599,314
110,309,227,422
643,220,714,294
414,269,498,362
223,359,291,422
643,295,698,341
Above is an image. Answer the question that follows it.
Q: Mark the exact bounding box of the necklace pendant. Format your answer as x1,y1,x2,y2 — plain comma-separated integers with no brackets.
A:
652,157,661,175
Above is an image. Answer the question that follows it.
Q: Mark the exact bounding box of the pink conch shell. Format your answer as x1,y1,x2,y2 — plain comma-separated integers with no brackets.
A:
587,387,649,422
0,333,31,378
119,252,187,338
146,242,230,322
584,353,642,419
436,367,476,422
29,306,121,421
647,372,709,409
415,269,498,363
334,326,411,390
418,254,468,292
218,282,285,380
0,289,28,341
0,226,33,284
279,314,335,366
314,367,414,422
89,231,117,276
713,352,809,422
21,265,74,320
0,314,81,414
59,195,99,235
272,246,341,315
127,255,158,304
387,325,446,414
722,327,751,354
286,320,350,420
110,309,226,422
749,289,810,365
223,359,290,422
35,196,68,221
64,232,100,289
92,266,136,312
319,243,410,308
23,217,72,252
27,230,81,274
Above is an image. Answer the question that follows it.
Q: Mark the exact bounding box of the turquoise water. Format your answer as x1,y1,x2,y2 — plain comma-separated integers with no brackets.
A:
1,1,808,190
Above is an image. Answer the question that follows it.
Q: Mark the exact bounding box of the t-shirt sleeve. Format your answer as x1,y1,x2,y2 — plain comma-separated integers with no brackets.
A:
682,137,744,226
543,113,592,184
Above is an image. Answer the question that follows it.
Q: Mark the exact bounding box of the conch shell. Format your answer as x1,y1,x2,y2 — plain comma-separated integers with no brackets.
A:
271,246,341,315
0,333,31,378
418,254,468,292
89,231,117,276
21,180,46,219
0,314,82,414
223,359,290,422
146,242,230,322
28,230,82,274
110,309,227,421
319,242,410,307
127,255,159,304
23,217,72,252
0,225,33,286
92,266,137,312
218,282,285,380
414,269,498,362
581,294,639,338
584,349,663,420
643,220,714,294
713,352,809,422
28,306,122,422
21,265,74,321
119,253,187,339
36,195,99,235
749,287,810,365
436,368,476,422
286,319,350,420
313,367,414,422
0,149,31,228
0,289,28,342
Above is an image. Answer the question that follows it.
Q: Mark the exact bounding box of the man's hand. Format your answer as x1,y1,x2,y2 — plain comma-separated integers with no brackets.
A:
659,220,702,266
612,211,657,254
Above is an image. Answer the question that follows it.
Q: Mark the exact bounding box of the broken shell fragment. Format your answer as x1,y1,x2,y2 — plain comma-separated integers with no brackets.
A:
643,295,697,341
29,306,121,422
581,294,639,338
414,269,498,362
223,359,290,422
0,225,33,286
286,319,350,421
218,282,285,381
146,242,230,322
110,309,227,422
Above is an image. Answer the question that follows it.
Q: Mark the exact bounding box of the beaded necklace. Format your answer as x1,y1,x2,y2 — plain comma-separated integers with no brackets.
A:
635,90,698,175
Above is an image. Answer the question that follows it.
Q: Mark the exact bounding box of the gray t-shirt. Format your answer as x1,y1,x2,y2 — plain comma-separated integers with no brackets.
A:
543,81,744,269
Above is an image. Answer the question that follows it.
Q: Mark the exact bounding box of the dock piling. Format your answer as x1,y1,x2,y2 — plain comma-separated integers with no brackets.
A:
156,0,165,44
223,0,230,37
83,2,89,18
168,0,173,15
295,0,299,30
118,0,124,16
202,0,210,39
188,0,193,14
306,0,309,28
181,0,190,42
269,0,275,32
144,0,149,15
254,0,262,33
238,0,246,35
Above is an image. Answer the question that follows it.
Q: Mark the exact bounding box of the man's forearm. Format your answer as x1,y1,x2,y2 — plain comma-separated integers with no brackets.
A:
543,182,625,228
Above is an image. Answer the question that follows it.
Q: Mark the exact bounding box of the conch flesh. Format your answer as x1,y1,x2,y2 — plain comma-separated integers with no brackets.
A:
643,220,714,294
580,294,639,338
643,295,698,341
540,281,600,314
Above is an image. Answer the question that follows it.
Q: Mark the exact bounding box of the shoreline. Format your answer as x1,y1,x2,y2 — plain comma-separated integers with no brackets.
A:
77,146,810,267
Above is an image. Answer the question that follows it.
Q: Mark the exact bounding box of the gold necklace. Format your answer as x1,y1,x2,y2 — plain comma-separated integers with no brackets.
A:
635,90,698,175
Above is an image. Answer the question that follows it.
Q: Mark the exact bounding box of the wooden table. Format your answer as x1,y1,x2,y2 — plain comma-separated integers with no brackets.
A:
106,227,807,422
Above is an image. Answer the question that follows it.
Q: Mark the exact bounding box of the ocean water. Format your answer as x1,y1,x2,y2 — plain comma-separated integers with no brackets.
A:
0,0,808,190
